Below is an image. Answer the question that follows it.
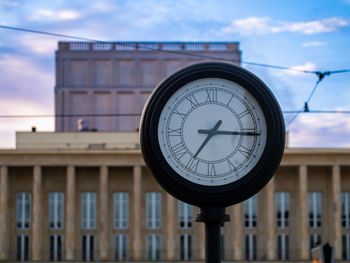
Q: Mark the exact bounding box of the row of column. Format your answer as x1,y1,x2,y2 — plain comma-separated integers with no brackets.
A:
0,165,140,260
0,165,202,261
64,165,146,261
0,164,343,260
230,165,342,260
297,165,342,260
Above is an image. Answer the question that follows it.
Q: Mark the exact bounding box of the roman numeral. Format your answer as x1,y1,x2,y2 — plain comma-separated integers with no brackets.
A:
226,94,234,106
171,142,187,160
173,109,186,120
227,159,236,171
208,163,216,176
167,128,181,136
186,157,199,172
205,88,217,102
238,145,251,158
185,94,199,108
238,109,250,118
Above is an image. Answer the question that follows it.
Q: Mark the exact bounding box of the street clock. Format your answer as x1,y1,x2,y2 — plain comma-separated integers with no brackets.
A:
140,62,285,207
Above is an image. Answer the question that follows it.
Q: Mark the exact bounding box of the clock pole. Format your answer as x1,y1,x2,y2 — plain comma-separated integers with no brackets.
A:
196,207,230,263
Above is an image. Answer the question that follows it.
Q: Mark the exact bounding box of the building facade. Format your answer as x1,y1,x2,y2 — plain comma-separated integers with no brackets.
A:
2,41,349,262
0,132,350,262
55,42,241,132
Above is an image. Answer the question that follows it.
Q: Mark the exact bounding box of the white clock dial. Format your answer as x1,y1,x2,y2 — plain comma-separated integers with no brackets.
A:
158,78,267,186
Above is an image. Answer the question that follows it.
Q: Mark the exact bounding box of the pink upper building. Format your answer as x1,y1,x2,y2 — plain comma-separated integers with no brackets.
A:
55,42,241,132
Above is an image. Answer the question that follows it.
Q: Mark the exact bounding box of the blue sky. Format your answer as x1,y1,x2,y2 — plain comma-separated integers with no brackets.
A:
0,0,350,148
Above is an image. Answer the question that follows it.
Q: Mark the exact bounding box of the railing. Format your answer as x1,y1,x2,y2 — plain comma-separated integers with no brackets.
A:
59,42,239,52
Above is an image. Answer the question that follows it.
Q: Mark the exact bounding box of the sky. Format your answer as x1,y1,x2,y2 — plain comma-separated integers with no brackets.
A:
0,0,350,148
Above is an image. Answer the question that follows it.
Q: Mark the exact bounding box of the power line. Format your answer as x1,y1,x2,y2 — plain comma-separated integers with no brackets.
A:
0,113,141,118
0,25,103,43
283,110,350,114
286,71,333,127
2,25,350,75
1,110,350,118
2,24,350,127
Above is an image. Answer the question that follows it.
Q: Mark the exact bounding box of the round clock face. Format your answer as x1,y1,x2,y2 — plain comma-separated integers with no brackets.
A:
158,78,267,186
141,62,285,207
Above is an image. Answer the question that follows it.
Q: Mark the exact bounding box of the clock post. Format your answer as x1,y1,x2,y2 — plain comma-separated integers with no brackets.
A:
140,62,285,263
196,207,230,263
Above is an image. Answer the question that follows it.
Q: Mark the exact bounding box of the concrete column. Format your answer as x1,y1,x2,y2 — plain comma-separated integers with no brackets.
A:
133,166,142,260
166,193,176,260
232,203,243,260
0,166,9,260
265,178,275,260
99,166,109,260
65,166,76,260
32,166,42,260
332,165,342,260
298,165,309,260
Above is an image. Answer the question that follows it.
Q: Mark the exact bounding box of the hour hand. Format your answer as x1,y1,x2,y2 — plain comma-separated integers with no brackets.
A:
197,129,261,136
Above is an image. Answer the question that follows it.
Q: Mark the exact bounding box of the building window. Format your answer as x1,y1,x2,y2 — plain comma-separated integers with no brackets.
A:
245,234,257,260
16,235,29,261
276,192,290,228
308,192,322,228
115,234,128,261
342,234,350,260
147,234,161,261
179,201,193,229
16,192,31,229
49,235,63,261
310,234,322,250
114,192,129,229
49,192,64,229
341,192,350,228
146,192,161,229
81,192,96,229
244,195,257,228
82,234,95,261
180,234,192,261
277,234,289,260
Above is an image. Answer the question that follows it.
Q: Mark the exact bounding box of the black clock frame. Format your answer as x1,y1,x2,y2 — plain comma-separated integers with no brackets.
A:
140,62,285,207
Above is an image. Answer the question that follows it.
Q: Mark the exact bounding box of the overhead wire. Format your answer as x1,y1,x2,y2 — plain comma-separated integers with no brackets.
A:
1,110,350,118
1,24,350,126
2,25,350,75
286,71,332,127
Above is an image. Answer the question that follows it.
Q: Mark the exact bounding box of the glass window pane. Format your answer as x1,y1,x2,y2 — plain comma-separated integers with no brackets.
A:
81,193,96,229
275,192,290,229
146,192,161,229
244,195,257,228
16,193,31,229
114,193,129,229
308,192,322,228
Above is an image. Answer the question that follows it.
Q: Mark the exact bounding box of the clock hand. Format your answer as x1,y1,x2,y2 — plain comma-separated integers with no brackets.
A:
197,129,261,136
193,120,222,158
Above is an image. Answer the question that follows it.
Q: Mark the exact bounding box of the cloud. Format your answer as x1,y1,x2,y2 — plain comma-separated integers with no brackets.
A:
220,17,349,36
0,0,19,7
29,9,82,21
19,34,57,54
0,55,54,148
302,41,327,47
287,62,317,75
288,109,350,148
0,98,54,148
0,55,54,106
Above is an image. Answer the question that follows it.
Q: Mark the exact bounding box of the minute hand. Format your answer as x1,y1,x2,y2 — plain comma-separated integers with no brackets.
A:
197,129,261,136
